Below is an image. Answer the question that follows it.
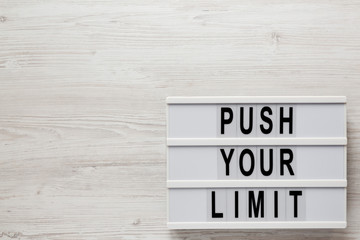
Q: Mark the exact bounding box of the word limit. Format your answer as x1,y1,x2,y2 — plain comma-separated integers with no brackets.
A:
210,189,303,220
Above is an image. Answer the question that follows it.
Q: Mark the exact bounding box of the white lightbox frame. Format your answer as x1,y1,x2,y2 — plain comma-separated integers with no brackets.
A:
166,96,347,229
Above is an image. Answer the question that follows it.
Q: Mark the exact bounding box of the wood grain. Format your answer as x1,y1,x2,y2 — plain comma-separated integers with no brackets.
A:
0,0,360,239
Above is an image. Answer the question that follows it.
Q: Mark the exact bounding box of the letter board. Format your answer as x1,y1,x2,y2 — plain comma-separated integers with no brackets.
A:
167,96,347,229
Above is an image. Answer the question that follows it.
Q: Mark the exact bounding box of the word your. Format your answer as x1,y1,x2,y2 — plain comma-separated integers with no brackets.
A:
220,148,294,177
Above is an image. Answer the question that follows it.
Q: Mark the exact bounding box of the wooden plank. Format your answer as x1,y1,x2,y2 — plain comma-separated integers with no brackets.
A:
0,0,360,239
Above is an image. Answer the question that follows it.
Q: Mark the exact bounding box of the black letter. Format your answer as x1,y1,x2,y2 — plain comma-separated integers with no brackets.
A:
289,190,302,218
274,191,278,218
280,107,293,134
239,149,255,177
235,191,239,218
248,191,264,218
260,106,273,134
260,148,273,176
212,191,223,218
220,148,234,176
221,107,233,134
239,107,253,134
280,149,294,176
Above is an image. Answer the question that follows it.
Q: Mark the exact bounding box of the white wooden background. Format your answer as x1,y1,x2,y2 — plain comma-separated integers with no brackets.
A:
0,0,359,239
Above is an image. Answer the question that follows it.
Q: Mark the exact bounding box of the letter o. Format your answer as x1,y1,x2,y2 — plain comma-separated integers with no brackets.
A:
239,149,255,176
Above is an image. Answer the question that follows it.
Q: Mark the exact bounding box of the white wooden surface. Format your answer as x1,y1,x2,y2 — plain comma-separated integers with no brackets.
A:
0,0,359,239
